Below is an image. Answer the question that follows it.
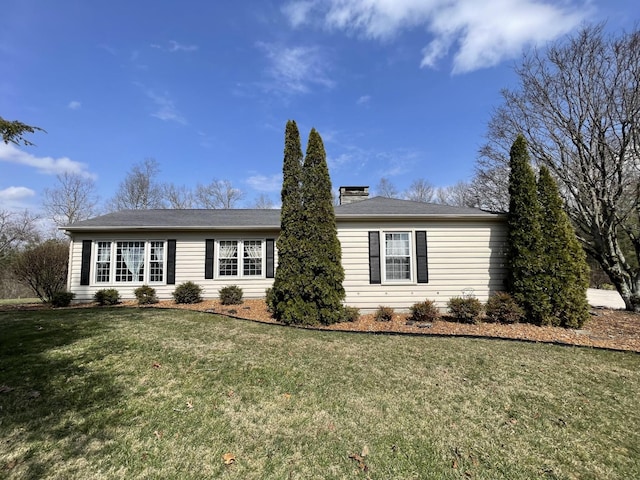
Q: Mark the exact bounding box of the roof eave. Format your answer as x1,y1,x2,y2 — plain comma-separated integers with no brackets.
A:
61,225,280,232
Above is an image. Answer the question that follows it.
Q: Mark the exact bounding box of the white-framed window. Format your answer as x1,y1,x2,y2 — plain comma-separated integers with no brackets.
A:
93,240,166,284
95,241,112,283
383,232,412,282
217,239,264,278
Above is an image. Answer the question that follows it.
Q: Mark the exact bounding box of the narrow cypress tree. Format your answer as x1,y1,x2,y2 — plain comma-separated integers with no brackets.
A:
268,120,308,324
300,128,345,325
507,135,551,325
537,166,590,328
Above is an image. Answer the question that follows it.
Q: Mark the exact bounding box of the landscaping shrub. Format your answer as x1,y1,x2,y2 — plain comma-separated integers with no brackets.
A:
219,285,243,305
409,300,440,322
448,296,483,324
134,285,158,305
374,306,394,322
51,291,75,308
173,281,203,304
485,292,524,324
342,306,360,322
94,288,120,306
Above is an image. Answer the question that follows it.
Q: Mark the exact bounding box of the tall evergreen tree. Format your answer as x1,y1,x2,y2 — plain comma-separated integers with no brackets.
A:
300,128,345,325
507,135,551,325
537,166,590,328
268,120,308,323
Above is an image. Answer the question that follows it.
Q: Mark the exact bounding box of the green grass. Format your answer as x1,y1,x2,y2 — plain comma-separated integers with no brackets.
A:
0,298,41,305
1,308,639,479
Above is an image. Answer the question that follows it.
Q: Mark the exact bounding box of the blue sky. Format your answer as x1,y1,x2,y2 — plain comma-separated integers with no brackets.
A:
1,0,637,212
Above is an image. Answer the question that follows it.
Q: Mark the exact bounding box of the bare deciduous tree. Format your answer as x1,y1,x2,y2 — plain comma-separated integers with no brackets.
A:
435,181,478,207
107,158,166,211
404,178,435,203
43,172,99,226
252,193,275,209
0,209,40,258
475,24,640,310
162,183,195,209
376,177,399,198
195,179,244,209
12,239,69,302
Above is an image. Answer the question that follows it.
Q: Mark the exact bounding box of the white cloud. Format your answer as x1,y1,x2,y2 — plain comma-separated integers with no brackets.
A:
0,143,96,178
0,186,35,202
246,173,282,192
281,0,316,27
67,100,81,110
257,42,335,94
137,85,187,125
282,0,591,73
356,95,371,105
151,41,199,53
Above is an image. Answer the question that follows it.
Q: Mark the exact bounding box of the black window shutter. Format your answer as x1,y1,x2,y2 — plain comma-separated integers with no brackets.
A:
416,231,429,284
80,240,92,286
265,239,275,278
166,239,176,285
368,231,381,284
205,239,215,279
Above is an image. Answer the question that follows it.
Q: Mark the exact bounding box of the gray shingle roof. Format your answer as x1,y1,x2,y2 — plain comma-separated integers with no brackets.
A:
62,197,501,231
334,196,498,217
63,209,281,231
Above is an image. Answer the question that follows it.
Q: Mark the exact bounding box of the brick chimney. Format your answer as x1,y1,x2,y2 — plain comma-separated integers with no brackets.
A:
339,186,369,205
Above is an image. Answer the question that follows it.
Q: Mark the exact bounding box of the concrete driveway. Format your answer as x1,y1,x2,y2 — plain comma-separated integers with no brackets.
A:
587,288,625,309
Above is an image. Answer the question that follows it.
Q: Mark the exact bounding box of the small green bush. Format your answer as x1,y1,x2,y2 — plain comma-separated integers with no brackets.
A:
219,285,243,305
173,281,203,304
409,300,440,322
485,292,524,324
94,288,120,306
51,291,75,308
265,288,274,312
342,306,360,322
134,285,158,305
447,296,483,324
374,306,394,322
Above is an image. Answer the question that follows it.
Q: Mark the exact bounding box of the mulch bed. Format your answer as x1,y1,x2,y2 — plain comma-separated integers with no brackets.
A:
3,299,639,353
155,299,640,353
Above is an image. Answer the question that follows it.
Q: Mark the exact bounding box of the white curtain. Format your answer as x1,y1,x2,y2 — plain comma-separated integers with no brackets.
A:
244,242,262,259
219,241,238,259
386,234,409,256
97,243,111,262
152,243,164,262
122,242,144,277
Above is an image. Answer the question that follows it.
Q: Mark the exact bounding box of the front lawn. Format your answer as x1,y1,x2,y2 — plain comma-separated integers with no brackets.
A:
1,308,638,479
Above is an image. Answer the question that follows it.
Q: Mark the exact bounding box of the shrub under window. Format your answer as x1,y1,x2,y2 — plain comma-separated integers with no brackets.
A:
219,285,243,305
173,281,203,304
94,288,120,306
134,285,159,305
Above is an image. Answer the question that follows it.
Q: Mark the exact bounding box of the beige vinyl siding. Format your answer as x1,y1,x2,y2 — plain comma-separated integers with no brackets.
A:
68,230,279,302
338,219,507,312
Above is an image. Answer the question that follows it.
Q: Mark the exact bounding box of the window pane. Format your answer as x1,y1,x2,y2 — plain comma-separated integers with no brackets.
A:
149,241,164,282
95,241,111,283
243,240,262,276
219,241,238,276
385,232,411,281
116,241,145,282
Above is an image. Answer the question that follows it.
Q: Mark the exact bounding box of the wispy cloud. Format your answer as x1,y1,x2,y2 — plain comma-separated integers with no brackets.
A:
282,0,591,73
151,40,199,53
67,100,81,110
246,173,283,192
0,186,36,210
356,95,371,105
0,143,96,178
256,42,335,94
0,186,35,201
136,84,187,125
